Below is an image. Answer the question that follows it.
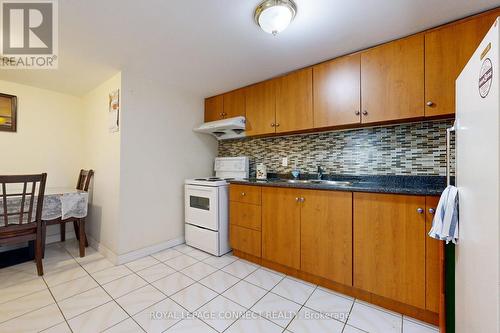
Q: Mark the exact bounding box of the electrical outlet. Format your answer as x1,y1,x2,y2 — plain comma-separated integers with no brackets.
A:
282,157,288,167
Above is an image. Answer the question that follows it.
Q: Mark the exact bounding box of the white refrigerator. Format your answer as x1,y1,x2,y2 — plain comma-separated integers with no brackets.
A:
455,17,499,333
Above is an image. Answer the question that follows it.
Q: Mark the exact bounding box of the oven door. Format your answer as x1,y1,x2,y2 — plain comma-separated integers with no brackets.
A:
185,184,219,231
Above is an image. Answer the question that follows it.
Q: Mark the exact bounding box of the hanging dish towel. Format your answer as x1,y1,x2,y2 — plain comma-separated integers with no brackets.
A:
428,185,459,244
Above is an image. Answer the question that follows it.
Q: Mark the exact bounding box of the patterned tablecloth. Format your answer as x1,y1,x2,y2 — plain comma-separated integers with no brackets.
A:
0,188,89,223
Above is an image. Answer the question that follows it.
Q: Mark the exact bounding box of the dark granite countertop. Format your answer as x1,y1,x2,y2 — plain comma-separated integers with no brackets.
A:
228,174,447,196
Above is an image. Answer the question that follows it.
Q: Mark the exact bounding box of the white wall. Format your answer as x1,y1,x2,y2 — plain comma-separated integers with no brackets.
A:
0,80,84,242
0,79,84,186
82,73,121,255
0,72,216,260
118,72,217,257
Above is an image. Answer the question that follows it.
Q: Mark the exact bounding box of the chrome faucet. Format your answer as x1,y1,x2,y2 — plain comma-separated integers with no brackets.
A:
317,165,324,180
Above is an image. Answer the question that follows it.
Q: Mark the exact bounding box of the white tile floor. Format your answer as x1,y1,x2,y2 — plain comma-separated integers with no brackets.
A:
0,241,439,333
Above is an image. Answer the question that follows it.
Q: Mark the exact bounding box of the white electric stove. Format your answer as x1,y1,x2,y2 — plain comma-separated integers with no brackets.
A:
184,156,249,256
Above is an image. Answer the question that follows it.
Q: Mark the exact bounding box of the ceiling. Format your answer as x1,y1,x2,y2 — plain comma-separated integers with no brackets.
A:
1,0,499,97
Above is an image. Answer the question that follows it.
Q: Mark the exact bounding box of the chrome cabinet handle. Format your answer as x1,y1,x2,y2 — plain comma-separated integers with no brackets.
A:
295,197,300,202
300,197,305,202
241,192,246,196
271,123,275,127
417,208,424,214
275,123,280,127
355,110,360,116
428,208,436,215
426,101,434,107
362,110,368,116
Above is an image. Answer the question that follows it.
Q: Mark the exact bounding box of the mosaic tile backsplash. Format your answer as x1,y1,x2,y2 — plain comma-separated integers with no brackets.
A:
218,120,455,177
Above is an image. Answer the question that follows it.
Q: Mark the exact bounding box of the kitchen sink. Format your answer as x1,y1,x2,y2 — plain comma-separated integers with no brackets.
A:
278,179,311,184
308,179,353,186
274,179,353,186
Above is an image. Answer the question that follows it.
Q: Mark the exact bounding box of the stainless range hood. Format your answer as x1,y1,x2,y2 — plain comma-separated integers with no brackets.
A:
193,116,246,140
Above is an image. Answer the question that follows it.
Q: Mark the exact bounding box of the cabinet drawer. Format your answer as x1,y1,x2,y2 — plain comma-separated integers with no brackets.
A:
230,225,261,258
230,201,261,231
229,185,262,205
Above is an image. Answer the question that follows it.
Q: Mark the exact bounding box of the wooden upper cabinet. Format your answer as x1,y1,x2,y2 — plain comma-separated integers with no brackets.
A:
223,89,246,118
425,196,441,313
301,190,353,285
425,9,500,117
204,95,224,122
313,54,361,128
275,68,314,133
261,187,301,269
354,193,426,309
245,80,276,136
361,34,425,123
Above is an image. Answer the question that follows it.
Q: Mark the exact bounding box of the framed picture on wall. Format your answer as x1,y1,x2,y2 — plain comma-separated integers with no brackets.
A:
0,93,17,132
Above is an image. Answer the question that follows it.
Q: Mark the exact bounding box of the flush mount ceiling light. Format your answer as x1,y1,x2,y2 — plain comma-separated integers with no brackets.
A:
254,0,297,35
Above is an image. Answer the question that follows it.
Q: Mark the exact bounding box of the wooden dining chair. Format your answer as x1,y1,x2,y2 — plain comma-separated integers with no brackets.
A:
44,169,93,257
0,174,47,276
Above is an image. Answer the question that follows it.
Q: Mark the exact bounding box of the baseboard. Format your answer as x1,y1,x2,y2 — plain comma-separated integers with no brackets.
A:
115,237,185,265
87,236,185,265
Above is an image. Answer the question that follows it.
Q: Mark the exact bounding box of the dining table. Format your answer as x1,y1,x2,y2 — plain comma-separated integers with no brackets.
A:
0,187,89,268
39,187,89,221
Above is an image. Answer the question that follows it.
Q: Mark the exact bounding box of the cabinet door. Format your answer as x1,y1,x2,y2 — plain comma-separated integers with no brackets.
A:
245,80,276,136
230,201,261,231
275,68,313,133
205,95,224,122
313,54,361,128
425,196,441,312
223,89,246,118
301,190,353,285
229,184,262,205
361,34,424,123
425,10,500,117
230,225,261,258
354,193,426,308
262,187,301,269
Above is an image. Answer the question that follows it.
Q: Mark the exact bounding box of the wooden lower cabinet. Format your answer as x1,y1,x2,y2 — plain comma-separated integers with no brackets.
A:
229,184,262,205
230,185,441,324
230,201,261,231
300,190,353,285
261,187,301,269
229,185,262,258
353,193,426,309
230,225,261,257
425,196,441,312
